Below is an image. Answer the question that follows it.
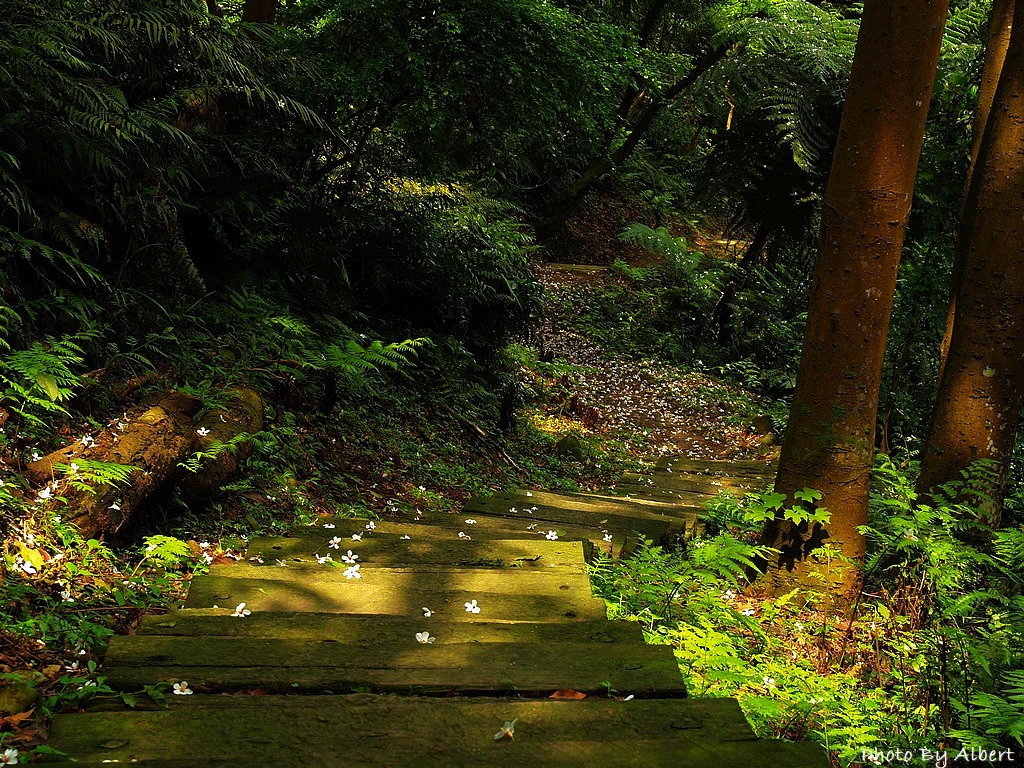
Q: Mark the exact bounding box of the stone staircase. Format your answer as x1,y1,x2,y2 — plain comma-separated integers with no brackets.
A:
44,457,829,766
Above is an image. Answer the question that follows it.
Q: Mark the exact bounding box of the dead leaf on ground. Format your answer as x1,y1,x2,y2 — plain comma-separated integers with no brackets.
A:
2,708,34,727
550,688,586,699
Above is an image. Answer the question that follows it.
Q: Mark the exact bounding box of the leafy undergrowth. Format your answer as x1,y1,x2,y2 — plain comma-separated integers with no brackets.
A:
592,458,1024,765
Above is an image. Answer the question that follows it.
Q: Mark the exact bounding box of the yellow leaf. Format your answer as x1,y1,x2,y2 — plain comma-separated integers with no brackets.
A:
17,544,45,570
35,372,60,401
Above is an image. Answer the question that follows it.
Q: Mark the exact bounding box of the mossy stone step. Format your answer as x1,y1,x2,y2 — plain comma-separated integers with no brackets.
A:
620,472,766,495
569,490,701,512
298,516,629,558
101,635,686,697
463,490,686,542
602,483,697,502
654,457,778,477
482,489,704,523
245,535,589,571
137,612,645,645
45,694,829,767
184,570,608,621
194,560,594,594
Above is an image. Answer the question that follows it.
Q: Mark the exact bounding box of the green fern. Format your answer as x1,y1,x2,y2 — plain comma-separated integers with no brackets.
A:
55,460,138,493
178,435,247,474
138,535,193,569
0,335,89,427
691,0,857,262
958,669,1024,746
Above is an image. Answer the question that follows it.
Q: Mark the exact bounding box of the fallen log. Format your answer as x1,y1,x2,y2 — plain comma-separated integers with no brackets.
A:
176,387,264,499
24,388,263,540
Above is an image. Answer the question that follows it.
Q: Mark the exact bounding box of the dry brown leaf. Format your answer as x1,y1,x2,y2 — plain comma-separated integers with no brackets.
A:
4,708,34,726
550,689,586,700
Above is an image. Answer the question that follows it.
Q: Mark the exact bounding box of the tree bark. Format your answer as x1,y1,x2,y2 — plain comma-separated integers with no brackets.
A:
759,0,949,603
24,389,263,539
242,0,277,23
916,0,1024,522
937,0,1014,380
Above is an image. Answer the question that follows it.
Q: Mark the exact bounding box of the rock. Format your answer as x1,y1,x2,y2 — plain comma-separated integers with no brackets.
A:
555,435,586,461
0,669,44,716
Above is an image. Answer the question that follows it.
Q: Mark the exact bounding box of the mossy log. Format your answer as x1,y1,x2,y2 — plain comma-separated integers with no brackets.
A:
176,387,264,499
24,388,263,539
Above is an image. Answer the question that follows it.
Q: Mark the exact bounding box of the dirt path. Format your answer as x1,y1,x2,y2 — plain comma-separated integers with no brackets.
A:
536,265,778,462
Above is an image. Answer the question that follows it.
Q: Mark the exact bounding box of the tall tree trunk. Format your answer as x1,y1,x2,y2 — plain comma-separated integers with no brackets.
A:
758,0,949,603
937,0,1014,380
916,0,1024,523
242,0,277,23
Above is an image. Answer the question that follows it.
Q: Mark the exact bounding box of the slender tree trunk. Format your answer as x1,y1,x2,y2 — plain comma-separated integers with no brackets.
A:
937,0,1014,379
539,47,725,238
242,0,277,23
759,0,949,604
916,0,1024,522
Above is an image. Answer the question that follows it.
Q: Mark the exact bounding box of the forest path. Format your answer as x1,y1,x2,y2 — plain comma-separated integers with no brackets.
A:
536,264,779,461
45,458,828,766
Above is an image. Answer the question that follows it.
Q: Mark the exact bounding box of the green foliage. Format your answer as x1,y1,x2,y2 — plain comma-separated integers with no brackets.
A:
723,263,808,392
55,460,137,494
732,486,829,526
0,0,317,310
877,240,951,452
686,0,858,259
856,457,1024,752
619,223,722,303
572,239,730,363
284,0,634,189
590,534,770,626
137,535,193,570
593,460,1024,762
340,186,541,365
0,464,229,716
0,334,86,431
961,669,1024,747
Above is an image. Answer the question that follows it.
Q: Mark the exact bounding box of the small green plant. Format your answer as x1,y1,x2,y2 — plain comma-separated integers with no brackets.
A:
0,332,91,433
54,459,137,493
741,487,830,527
178,435,249,474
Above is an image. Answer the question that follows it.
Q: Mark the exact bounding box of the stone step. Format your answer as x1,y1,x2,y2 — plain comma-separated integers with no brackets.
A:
479,488,704,523
184,567,608,622
299,515,631,558
620,472,765,495
101,634,686,697
41,455,832,767
244,534,589,571
45,694,827,766
463,490,688,542
136,612,646,645
654,457,778,477
601,483,699,502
